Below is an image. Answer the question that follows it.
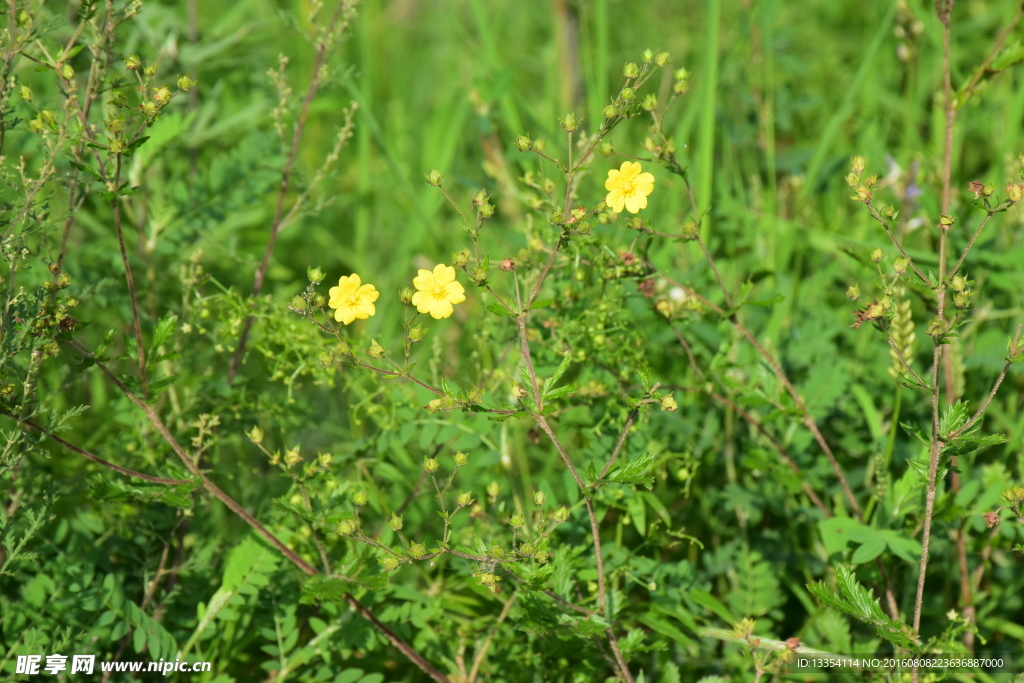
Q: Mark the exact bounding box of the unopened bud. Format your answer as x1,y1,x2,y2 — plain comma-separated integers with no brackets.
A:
950,274,967,292
535,549,549,563
603,103,619,119
893,257,909,275
641,93,657,111
408,325,425,342
846,284,860,299
871,248,884,263
409,543,427,559
337,520,356,535
453,451,469,466
600,141,614,156
247,426,264,444
423,457,439,473
681,222,699,241
1007,183,1024,202
487,481,500,500
661,395,678,412
851,156,867,175
353,490,368,506
655,51,671,67
456,491,473,506
18,85,32,101
938,213,956,227
620,87,635,101
367,339,385,359
425,169,443,186
510,512,525,528
515,134,532,151
283,445,301,467
559,113,579,132
533,490,546,506
451,249,471,268
953,290,971,309
380,556,399,572
554,506,570,523
125,54,141,70
152,86,171,102
520,542,535,556
388,515,403,531
307,265,324,284
176,73,196,91
623,62,640,79
490,544,504,559
143,63,157,78
318,452,333,468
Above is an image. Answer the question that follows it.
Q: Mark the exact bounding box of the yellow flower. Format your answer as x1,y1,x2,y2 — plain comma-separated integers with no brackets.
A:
411,264,466,319
604,161,655,213
328,273,379,325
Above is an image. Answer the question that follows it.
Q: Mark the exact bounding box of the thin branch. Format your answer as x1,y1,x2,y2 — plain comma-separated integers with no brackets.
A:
947,323,1023,439
949,205,1011,280
110,155,148,396
229,0,356,384
467,594,516,683
887,336,930,389
0,412,191,485
594,384,659,484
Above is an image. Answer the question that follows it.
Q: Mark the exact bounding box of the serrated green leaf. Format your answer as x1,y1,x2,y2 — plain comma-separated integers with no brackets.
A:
607,452,656,489
486,302,515,317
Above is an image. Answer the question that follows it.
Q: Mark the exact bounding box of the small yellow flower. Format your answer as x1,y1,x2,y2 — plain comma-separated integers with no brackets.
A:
328,273,379,325
604,161,655,213
411,264,466,319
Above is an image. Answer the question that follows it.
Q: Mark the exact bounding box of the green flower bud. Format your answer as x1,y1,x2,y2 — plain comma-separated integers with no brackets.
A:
953,290,971,309
126,54,141,70
143,63,157,77
600,141,614,157
515,134,532,151
603,103,619,119
851,156,867,175
283,445,301,467
247,426,264,444
56,273,72,288
533,490,546,506
487,481,500,501
311,293,326,307
641,49,655,63
554,506,570,523
950,274,967,292
18,85,32,101
451,249,471,268
871,248,884,263
40,109,57,129
453,451,469,466
307,265,324,284
490,544,504,559
367,339,385,359
333,340,351,355
388,515,403,531
510,513,525,528
426,398,443,413
1007,183,1024,202
423,457,439,473
289,295,306,311
477,572,499,590
641,93,658,111
60,63,75,80
559,113,579,132
380,556,399,572
425,169,443,186
893,257,909,275
456,491,474,507
409,543,427,559
661,395,678,412
520,542,535,556
337,520,356,535
177,73,197,91
938,213,956,227
846,284,861,300
534,550,549,563
681,221,700,241
318,452,333,468
353,490,368,506
142,101,158,117
408,325,426,342
655,51,671,67
623,62,640,79
620,87,635,101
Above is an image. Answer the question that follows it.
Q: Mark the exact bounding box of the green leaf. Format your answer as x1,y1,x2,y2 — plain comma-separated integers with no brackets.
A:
530,299,553,309
150,315,177,354
69,160,103,180
301,575,353,604
637,361,653,393
486,302,514,317
542,352,572,399
607,452,656,489
807,566,917,648
939,400,970,436
850,536,885,564
688,589,737,624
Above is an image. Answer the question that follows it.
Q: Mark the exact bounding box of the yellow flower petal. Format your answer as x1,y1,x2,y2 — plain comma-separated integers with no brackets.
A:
428,298,454,319
412,269,436,291
432,264,456,287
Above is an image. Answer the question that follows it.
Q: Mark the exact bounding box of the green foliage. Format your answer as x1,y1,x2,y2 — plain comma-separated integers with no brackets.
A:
3,0,1024,682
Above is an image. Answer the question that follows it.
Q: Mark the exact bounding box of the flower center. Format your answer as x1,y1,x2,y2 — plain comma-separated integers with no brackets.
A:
620,179,637,197
345,295,363,307
430,287,448,301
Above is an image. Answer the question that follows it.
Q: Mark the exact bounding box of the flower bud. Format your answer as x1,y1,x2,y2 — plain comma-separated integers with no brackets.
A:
283,445,301,467
367,339,385,359
870,248,884,263
520,542,535,556
456,491,473,506
655,51,671,67
600,141,614,156
851,156,867,175
337,519,356,535
515,134,532,151
846,284,860,300
453,451,469,466
533,490,546,506
398,286,415,304
681,222,700,241
40,109,57,129
1007,183,1024,202
318,452,333,468
661,395,678,412
893,257,909,275
388,515,403,531
353,490,368,506
623,62,640,79
554,506,570,523
641,93,657,111
152,86,170,102
426,398,443,413
177,73,197,91
477,572,499,589
938,213,956,227
953,290,971,309
490,544,504,559
380,556,399,572
603,104,619,119
18,85,31,101
510,512,525,528
143,63,157,77
247,426,264,444
451,249,471,268
56,273,72,288
510,381,527,400
533,138,546,152
307,265,324,284
311,293,326,307
620,87,635,101
125,54,141,70
487,481,500,501
29,118,45,134
142,101,158,117
534,550,549,563
425,169,443,186
559,113,579,132
409,543,427,559
423,457,439,473
950,274,967,292
408,325,426,342
333,340,351,355
641,49,655,63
